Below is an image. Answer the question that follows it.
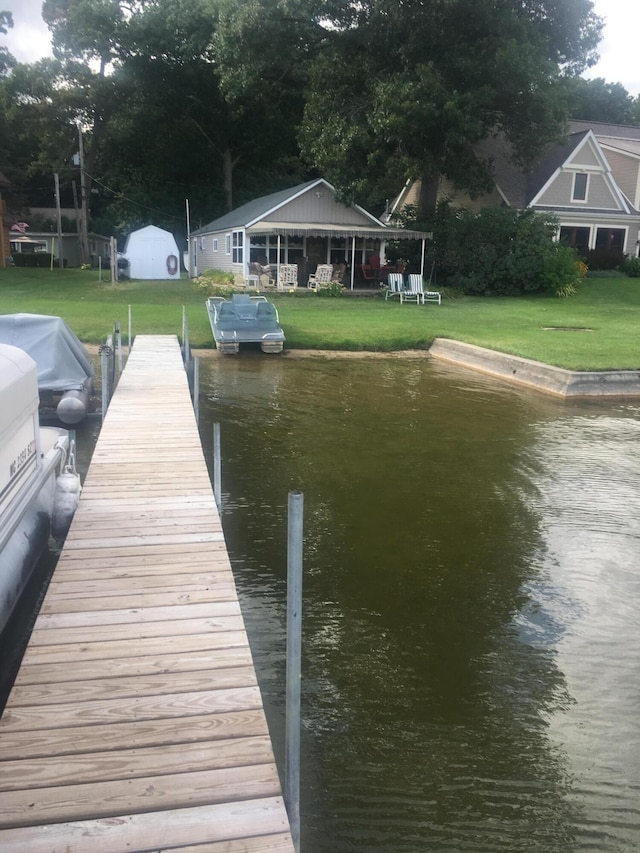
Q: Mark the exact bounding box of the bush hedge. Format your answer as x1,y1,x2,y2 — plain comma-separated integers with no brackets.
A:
12,253,67,268
422,203,586,297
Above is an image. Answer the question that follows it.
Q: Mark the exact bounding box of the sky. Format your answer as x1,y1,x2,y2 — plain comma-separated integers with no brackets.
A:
2,0,640,97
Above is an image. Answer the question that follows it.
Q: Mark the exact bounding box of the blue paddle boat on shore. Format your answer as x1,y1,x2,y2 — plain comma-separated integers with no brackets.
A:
206,294,285,354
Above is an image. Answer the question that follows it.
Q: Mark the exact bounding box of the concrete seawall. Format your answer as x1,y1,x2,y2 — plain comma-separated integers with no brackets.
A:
429,338,640,398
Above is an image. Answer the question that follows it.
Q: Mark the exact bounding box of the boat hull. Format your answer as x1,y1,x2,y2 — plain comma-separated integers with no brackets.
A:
0,471,56,634
0,344,78,634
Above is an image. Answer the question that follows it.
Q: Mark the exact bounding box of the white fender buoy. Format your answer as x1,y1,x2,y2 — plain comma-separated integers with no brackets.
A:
51,471,81,540
57,387,91,425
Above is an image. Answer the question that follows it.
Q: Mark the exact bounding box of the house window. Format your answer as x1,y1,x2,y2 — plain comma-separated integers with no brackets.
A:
595,228,625,251
213,238,218,252
232,230,243,264
572,172,588,202
559,226,590,254
200,237,206,250
225,234,231,255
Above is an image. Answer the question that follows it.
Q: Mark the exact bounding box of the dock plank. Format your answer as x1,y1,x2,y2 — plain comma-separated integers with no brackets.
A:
9,665,258,706
0,799,291,853
0,710,270,761
12,646,254,687
0,335,294,852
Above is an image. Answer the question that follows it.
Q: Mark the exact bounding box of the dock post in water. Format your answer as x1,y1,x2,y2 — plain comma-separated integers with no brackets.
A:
99,341,112,419
193,355,200,425
213,421,222,509
285,490,304,852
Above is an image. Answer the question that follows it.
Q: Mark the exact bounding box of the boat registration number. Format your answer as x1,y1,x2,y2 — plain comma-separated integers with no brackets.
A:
10,439,36,478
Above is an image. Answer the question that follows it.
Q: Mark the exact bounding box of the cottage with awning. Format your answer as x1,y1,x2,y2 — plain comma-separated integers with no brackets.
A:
188,178,430,289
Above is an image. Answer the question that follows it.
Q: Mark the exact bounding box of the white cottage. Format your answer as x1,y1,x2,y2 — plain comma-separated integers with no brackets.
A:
188,178,429,289
123,225,181,280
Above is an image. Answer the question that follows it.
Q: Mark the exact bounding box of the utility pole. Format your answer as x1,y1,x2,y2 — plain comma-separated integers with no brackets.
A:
54,172,64,270
77,126,90,265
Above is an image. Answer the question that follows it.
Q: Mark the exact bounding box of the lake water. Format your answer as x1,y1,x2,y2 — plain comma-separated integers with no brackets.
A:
199,354,640,853
2,352,639,852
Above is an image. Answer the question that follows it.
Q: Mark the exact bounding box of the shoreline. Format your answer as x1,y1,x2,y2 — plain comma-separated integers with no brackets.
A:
428,338,640,398
87,342,640,398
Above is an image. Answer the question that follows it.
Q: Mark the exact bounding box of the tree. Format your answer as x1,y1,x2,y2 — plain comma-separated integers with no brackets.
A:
31,0,306,233
0,10,15,77
562,77,636,124
295,0,603,210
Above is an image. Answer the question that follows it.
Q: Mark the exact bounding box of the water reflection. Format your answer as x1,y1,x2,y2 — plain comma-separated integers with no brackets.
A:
518,411,640,851
199,355,640,852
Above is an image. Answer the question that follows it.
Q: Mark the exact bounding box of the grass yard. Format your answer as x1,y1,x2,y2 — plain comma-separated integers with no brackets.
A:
1,267,639,370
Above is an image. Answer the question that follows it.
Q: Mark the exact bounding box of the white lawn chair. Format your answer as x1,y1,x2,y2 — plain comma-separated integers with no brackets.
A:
407,274,441,305
385,272,404,301
277,263,298,290
307,264,333,289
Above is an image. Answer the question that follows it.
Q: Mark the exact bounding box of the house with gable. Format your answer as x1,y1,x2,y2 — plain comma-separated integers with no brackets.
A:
388,121,640,262
189,177,429,289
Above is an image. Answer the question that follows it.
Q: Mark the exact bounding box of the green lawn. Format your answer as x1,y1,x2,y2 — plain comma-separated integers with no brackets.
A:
1,267,639,370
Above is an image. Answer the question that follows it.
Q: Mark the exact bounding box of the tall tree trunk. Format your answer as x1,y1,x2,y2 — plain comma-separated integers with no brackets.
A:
418,173,440,220
223,147,234,212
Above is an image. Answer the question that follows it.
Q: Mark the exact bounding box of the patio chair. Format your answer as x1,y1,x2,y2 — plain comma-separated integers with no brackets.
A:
385,272,404,301
307,264,333,289
277,263,298,290
358,263,378,283
250,261,274,288
407,274,441,305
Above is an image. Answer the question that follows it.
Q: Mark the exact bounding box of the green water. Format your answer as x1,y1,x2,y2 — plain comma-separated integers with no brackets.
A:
199,354,640,853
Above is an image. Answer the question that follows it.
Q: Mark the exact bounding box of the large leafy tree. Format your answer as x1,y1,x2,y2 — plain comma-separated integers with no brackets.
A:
562,77,636,124
215,0,603,210
295,0,603,209
5,0,306,238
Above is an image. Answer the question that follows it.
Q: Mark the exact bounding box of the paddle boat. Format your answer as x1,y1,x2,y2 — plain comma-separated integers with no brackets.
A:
206,294,285,354
0,344,81,633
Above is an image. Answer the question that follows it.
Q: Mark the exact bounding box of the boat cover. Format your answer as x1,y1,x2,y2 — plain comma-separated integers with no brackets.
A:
0,314,94,392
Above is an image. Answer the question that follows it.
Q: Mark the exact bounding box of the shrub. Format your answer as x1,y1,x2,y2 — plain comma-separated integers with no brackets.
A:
623,256,640,278
12,252,51,268
316,280,344,297
420,203,584,297
192,268,234,297
544,248,588,297
584,247,625,271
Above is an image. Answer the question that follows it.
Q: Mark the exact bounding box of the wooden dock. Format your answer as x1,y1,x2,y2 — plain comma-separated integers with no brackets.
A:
0,336,295,853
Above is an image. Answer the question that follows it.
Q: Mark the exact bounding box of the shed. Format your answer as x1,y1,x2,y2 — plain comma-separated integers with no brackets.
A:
123,225,181,280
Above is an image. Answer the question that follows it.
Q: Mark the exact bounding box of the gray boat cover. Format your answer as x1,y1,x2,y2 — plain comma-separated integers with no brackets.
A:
0,314,94,392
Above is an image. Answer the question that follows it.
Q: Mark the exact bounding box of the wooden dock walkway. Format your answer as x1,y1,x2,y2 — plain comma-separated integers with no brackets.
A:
0,336,295,853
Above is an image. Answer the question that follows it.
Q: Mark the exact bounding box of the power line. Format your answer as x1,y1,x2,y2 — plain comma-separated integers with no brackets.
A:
84,172,183,221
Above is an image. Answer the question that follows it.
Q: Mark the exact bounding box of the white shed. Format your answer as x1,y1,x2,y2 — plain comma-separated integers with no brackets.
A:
123,225,181,280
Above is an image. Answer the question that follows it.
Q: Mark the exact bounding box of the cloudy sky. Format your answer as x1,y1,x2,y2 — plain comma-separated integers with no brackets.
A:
3,0,640,96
